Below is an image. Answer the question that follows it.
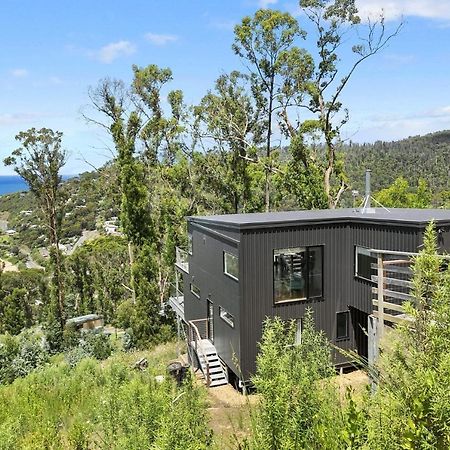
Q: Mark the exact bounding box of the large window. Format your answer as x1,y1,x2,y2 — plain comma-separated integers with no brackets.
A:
273,246,323,303
355,246,376,282
224,251,238,281
336,311,350,340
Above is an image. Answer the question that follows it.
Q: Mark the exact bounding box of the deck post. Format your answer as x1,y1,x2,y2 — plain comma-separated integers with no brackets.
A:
377,253,384,340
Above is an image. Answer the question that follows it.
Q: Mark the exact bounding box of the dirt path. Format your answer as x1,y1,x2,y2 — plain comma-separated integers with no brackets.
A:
0,259,19,272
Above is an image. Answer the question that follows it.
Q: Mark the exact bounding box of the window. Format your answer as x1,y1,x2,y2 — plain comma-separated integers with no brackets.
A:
219,306,235,328
273,246,323,303
190,283,200,298
336,311,349,340
224,251,238,281
355,246,376,282
188,233,193,255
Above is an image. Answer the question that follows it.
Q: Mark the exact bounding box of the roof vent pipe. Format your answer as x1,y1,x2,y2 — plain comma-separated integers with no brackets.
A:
365,169,371,209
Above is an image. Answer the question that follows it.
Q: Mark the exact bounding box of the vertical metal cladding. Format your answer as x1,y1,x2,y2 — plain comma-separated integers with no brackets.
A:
186,213,449,382
239,222,424,379
185,222,241,376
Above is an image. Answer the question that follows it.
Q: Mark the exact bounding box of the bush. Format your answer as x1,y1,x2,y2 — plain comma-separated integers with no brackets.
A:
79,330,112,360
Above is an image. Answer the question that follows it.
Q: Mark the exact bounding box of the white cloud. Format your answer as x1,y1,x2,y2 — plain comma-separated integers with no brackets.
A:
95,40,136,64
10,68,28,78
258,0,278,8
356,0,450,21
349,105,450,143
144,33,178,46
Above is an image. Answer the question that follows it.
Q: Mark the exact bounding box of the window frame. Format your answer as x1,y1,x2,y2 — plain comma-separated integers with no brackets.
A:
223,251,239,281
273,245,324,305
354,245,376,283
219,306,235,328
190,283,200,299
336,310,350,340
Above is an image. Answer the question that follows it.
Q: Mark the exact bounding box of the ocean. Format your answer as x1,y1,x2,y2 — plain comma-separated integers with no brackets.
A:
0,175,74,196
0,176,29,195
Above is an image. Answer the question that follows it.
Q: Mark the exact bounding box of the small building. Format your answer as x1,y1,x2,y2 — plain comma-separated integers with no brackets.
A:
66,314,104,331
169,208,450,388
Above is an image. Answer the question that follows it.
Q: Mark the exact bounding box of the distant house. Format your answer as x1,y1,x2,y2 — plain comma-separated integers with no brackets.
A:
66,314,104,331
5,229,16,235
169,208,450,388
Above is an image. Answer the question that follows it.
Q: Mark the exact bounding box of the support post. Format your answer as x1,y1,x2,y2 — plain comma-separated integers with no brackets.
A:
377,253,384,340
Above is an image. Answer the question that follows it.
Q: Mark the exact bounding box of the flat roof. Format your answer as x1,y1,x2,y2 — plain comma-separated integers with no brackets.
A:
190,208,450,230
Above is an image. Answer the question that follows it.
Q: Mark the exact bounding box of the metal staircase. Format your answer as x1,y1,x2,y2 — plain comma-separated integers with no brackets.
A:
188,320,228,387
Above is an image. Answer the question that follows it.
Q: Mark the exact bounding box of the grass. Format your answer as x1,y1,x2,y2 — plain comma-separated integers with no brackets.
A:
0,341,210,450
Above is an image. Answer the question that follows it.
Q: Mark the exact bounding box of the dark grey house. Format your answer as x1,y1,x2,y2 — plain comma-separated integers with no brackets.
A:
169,208,450,387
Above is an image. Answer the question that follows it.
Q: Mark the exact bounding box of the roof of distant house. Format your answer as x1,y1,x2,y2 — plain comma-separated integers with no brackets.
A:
190,208,450,230
66,314,103,326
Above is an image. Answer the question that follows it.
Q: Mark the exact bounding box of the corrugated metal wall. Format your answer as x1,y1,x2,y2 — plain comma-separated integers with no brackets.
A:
239,222,422,379
184,223,241,375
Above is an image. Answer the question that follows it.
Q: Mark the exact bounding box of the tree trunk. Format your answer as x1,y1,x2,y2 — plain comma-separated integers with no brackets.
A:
264,79,275,213
128,241,136,304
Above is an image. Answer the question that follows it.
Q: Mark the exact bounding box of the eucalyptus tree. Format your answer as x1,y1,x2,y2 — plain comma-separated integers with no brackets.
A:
280,0,403,208
233,9,309,211
4,128,67,330
86,66,189,345
195,71,266,213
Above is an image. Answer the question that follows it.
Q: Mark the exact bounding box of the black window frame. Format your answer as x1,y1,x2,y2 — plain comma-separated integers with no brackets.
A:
273,245,324,305
336,311,350,340
354,246,376,283
223,251,239,281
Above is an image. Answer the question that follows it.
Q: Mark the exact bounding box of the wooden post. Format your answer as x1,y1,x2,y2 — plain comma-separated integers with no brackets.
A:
377,254,384,339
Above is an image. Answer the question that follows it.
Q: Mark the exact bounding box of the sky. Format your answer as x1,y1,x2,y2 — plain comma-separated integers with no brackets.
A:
1,0,450,175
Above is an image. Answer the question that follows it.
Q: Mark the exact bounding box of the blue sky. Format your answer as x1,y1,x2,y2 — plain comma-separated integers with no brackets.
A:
1,0,450,174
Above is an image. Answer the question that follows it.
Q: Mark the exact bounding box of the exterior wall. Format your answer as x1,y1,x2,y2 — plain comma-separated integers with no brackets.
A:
183,216,450,383
184,222,241,375
239,222,422,379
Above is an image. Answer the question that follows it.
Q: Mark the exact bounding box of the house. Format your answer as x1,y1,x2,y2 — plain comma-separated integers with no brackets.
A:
66,314,104,331
169,208,450,388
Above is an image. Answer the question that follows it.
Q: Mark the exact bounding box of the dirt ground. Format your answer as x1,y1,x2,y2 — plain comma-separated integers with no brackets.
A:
202,369,369,449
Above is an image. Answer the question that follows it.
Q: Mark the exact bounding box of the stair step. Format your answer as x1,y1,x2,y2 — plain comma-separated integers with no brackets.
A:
209,378,228,387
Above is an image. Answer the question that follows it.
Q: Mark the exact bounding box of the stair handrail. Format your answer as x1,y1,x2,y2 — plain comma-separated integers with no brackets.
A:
188,319,210,386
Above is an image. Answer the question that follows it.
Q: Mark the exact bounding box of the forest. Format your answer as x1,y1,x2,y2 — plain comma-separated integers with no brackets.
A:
1,0,450,448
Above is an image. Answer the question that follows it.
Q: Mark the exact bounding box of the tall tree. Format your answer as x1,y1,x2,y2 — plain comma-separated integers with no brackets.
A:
4,128,67,330
278,0,402,208
195,71,266,213
86,66,187,345
233,9,306,211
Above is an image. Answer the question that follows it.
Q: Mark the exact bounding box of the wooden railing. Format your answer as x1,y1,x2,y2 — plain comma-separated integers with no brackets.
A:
370,250,415,337
188,319,210,386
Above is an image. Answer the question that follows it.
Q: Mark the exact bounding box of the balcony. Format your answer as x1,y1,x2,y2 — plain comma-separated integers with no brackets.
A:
168,283,185,320
175,247,189,273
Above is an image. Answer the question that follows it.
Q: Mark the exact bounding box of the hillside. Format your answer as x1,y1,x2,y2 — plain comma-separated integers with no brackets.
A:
343,130,450,194
0,164,121,266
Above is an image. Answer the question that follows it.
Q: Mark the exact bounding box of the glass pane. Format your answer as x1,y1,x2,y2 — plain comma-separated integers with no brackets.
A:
337,312,349,339
190,283,200,298
224,252,238,280
308,247,322,298
356,247,376,280
219,306,234,328
274,247,307,302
